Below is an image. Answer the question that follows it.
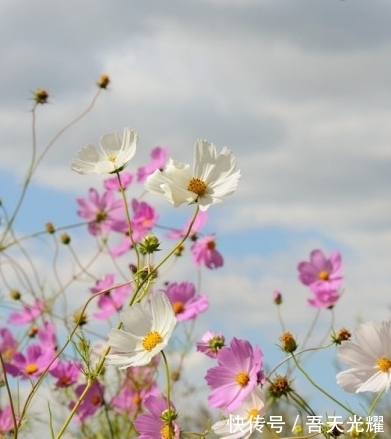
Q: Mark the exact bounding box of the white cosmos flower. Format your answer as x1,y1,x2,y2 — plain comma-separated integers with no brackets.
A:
212,387,266,439
145,139,240,211
336,320,391,393
71,128,137,174
106,292,177,368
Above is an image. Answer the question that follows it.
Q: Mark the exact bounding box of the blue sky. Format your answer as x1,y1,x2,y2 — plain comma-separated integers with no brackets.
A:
1,0,391,434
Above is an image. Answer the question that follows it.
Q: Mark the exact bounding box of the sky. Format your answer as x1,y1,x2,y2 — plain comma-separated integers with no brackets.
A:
1,0,391,432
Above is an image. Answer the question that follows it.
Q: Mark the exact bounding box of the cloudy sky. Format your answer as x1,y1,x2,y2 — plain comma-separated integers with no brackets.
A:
1,0,391,425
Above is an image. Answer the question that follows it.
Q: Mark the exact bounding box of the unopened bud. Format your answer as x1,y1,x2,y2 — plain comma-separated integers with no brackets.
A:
97,74,110,89
139,234,160,254
73,310,88,326
33,88,49,104
45,222,55,234
273,290,282,305
28,325,39,338
279,332,297,353
10,289,21,300
60,233,71,245
332,328,351,345
174,244,184,257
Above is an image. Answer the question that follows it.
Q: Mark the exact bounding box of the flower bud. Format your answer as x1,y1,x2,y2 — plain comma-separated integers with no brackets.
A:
33,88,49,104
139,234,160,254
28,325,39,338
60,233,71,245
9,289,21,300
273,290,282,305
45,222,55,234
332,328,351,345
97,74,110,89
279,332,297,353
73,310,88,326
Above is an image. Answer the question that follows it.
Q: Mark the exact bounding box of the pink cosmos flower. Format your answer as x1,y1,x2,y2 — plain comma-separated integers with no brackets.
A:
307,284,341,309
166,211,209,240
103,171,133,191
205,338,264,412
0,328,18,361
137,146,170,183
5,343,57,379
91,274,131,319
8,299,46,325
70,380,105,423
134,395,180,439
76,188,127,236
37,321,57,350
0,405,17,434
297,249,343,290
196,331,226,359
50,360,82,388
191,235,223,269
111,386,158,417
164,281,209,321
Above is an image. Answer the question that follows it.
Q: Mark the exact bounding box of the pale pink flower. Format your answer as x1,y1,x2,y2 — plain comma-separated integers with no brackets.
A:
0,405,17,434
104,171,133,191
0,328,18,361
196,331,226,359
191,235,223,269
166,211,208,239
76,188,127,236
8,299,46,325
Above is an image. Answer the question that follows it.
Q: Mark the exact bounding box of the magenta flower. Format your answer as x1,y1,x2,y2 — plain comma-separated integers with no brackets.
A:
137,146,170,183
196,331,226,359
134,395,180,439
164,282,209,321
0,328,18,361
191,235,223,269
0,405,17,434
131,199,158,239
37,321,57,350
70,380,104,422
76,188,127,236
166,211,209,239
297,249,343,290
50,360,82,388
111,386,158,417
8,299,46,325
307,284,341,309
205,338,264,412
91,274,131,319
104,171,133,191
5,343,57,379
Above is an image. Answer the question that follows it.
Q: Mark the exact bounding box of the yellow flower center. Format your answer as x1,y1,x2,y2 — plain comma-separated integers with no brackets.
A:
160,423,174,439
187,178,207,196
172,301,184,314
107,155,117,163
377,356,391,372
247,408,259,421
236,371,250,387
25,363,38,375
142,331,163,351
318,270,329,281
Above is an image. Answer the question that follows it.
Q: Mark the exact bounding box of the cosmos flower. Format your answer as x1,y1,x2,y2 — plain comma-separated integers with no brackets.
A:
8,299,46,325
205,338,264,412
297,249,343,290
164,281,209,322
196,331,226,359
50,360,82,388
166,210,208,239
71,128,138,174
336,320,391,393
133,395,180,439
70,381,105,422
212,387,267,439
106,292,177,368
145,139,240,211
137,146,170,183
191,235,224,269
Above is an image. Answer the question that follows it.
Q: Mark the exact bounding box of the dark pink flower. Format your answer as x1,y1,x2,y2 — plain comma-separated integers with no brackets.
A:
297,249,343,290
196,331,225,359
137,146,170,183
191,235,223,269
103,171,133,191
166,211,208,239
70,380,105,422
6,343,57,379
8,299,46,325
131,199,158,239
91,274,131,319
50,360,82,388
76,188,127,236
164,282,209,321
134,395,180,439
205,338,264,412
